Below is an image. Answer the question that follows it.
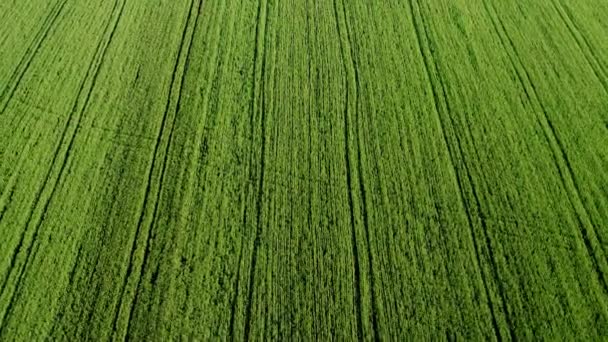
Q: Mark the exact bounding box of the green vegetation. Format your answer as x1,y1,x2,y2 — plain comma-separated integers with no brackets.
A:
1,0,607,339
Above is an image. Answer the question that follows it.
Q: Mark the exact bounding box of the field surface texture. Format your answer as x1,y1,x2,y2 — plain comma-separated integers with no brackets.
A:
1,0,608,340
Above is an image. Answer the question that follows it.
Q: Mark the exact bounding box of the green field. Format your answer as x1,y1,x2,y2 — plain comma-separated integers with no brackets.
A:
1,0,608,340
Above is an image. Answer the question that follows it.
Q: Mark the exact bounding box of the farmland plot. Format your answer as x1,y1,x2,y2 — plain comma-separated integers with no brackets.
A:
1,0,607,340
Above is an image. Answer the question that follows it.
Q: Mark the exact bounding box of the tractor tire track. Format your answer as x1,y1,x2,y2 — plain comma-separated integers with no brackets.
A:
127,0,233,332
108,0,202,337
0,0,69,215
48,227,105,338
228,216,246,339
207,4,248,340
549,0,608,94
135,0,231,334
407,0,513,340
243,0,271,339
0,0,68,115
169,0,233,326
336,0,381,340
331,0,364,339
482,0,608,294
0,0,126,328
